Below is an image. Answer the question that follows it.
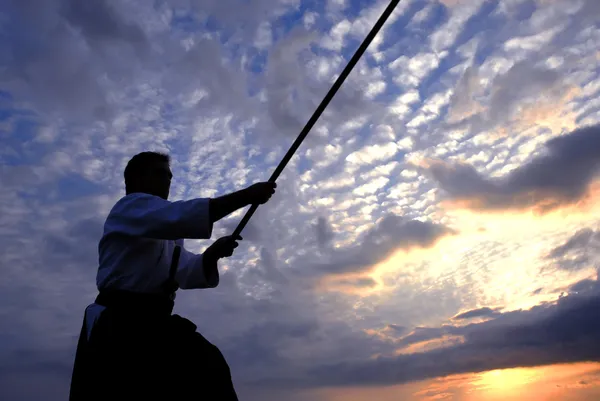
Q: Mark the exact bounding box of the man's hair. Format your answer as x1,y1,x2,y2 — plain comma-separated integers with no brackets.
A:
124,151,170,194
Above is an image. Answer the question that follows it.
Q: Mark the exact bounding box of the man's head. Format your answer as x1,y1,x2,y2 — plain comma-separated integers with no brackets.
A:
124,151,172,199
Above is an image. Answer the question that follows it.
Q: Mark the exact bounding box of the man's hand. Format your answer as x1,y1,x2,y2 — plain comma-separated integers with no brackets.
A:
208,182,277,224
245,182,277,205
204,235,242,261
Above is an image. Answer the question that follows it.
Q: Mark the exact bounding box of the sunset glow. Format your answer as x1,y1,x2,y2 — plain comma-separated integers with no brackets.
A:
466,363,600,400
473,368,541,396
311,364,600,401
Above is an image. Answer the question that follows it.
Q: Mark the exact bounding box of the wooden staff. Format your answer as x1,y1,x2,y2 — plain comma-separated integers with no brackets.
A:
232,0,402,238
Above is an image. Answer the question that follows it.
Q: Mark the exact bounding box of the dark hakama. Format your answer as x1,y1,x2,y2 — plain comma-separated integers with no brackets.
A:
69,291,238,401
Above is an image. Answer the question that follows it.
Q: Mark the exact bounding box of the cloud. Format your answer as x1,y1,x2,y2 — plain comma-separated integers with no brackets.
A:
315,216,335,248
0,348,74,401
305,277,600,387
452,306,502,320
446,65,483,123
260,26,362,140
0,0,285,127
333,276,378,289
59,0,149,48
425,123,600,213
0,0,153,122
570,278,599,294
256,247,290,286
546,227,600,271
446,59,579,136
548,228,597,259
438,0,464,7
310,214,455,276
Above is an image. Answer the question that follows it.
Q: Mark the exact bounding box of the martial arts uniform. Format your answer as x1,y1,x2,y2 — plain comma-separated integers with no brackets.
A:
69,193,238,400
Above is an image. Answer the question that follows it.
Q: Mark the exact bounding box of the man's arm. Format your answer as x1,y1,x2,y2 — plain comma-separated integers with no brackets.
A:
209,189,251,224
209,182,276,223
175,236,240,290
105,193,213,240
105,182,275,240
175,244,219,289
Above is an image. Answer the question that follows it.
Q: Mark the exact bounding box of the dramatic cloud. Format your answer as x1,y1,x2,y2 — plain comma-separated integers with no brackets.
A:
426,124,600,213
306,275,600,387
546,227,600,271
452,306,502,320
311,214,455,276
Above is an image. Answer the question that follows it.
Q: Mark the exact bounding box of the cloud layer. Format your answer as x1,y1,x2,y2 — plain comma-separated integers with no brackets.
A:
2,0,600,400
307,273,600,388
426,123,600,213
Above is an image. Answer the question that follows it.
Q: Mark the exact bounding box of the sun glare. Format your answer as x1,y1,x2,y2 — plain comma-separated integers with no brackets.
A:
473,368,540,395
465,363,600,400
353,194,600,317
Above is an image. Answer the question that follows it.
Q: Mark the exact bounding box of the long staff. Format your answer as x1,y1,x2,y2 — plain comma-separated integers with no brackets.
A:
232,0,401,238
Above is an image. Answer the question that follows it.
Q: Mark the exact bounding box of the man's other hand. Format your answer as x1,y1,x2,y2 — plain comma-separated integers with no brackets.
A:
246,182,277,205
205,235,242,260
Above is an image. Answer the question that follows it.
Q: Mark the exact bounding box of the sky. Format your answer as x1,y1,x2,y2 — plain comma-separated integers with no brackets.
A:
1,0,600,400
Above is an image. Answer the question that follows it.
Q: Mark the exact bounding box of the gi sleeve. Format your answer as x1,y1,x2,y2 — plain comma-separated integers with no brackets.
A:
105,193,213,240
174,240,219,289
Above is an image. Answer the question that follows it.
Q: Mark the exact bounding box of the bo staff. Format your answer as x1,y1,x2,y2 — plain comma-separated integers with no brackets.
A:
232,0,401,238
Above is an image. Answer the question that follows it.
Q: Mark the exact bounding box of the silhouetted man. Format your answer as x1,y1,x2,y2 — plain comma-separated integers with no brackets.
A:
69,151,276,400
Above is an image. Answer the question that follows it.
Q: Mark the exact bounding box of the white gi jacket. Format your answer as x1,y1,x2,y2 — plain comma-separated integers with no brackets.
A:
84,192,215,337
96,192,216,293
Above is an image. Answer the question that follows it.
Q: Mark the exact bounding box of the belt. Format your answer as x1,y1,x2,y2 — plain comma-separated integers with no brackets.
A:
95,290,175,315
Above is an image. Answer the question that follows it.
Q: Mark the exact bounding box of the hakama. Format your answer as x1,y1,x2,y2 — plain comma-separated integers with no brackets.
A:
69,291,238,400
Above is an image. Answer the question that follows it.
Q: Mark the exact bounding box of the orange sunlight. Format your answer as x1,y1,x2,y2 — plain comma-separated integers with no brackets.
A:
394,335,465,355
311,363,600,401
472,367,541,398
325,189,600,317
465,363,600,401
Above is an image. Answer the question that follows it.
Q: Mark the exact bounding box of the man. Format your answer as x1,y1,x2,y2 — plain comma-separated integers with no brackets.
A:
69,151,276,400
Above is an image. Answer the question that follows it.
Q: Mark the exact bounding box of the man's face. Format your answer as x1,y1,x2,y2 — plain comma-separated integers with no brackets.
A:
142,161,172,199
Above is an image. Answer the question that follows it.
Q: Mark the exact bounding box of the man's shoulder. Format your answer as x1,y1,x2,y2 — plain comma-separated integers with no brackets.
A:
101,193,169,239
109,193,166,214
102,193,167,233
115,192,162,204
